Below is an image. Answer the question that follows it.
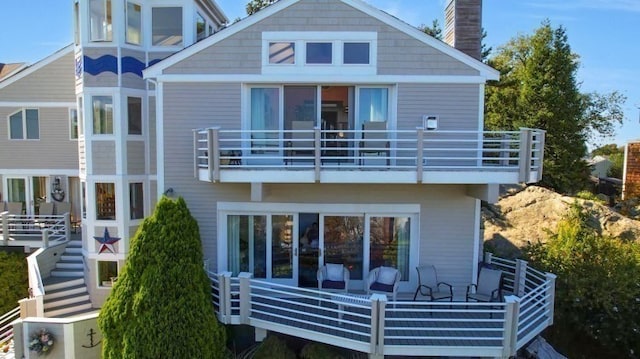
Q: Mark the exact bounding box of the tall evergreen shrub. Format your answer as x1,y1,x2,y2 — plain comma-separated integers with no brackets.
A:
98,197,226,358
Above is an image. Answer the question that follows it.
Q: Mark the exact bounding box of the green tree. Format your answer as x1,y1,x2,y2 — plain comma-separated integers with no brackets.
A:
485,21,624,194
0,252,27,313
246,0,278,15
98,197,226,359
524,203,640,357
418,19,442,39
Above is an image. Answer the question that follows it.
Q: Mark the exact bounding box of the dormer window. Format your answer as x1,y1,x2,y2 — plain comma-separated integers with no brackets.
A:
152,7,183,46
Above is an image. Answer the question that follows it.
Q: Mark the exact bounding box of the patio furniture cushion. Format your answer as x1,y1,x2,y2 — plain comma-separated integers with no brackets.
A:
322,280,346,290
370,282,394,293
326,263,344,281
377,266,398,285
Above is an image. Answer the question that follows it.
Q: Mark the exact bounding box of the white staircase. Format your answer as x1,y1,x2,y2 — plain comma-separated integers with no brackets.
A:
43,240,94,318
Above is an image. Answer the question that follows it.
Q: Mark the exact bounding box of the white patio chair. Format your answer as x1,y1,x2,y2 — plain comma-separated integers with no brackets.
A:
367,266,401,302
317,263,350,293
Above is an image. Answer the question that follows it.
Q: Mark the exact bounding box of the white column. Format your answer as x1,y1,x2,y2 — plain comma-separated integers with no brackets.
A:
238,272,253,324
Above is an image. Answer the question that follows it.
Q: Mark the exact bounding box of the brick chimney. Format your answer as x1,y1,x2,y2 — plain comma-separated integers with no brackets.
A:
444,0,483,61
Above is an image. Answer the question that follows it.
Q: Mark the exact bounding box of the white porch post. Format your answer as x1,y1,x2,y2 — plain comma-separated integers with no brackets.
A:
1,211,7,245
518,128,533,183
218,272,232,324
370,293,386,359
502,295,521,358
64,212,71,242
514,259,528,296
239,272,252,324
545,273,557,326
416,127,424,183
314,127,321,182
483,251,493,264
209,127,220,182
41,230,49,249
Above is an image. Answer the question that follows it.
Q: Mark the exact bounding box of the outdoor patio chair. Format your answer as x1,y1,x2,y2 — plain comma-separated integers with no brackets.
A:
54,202,71,215
413,265,453,301
367,266,401,302
35,202,55,228
6,202,23,215
359,122,389,166
317,263,350,292
466,267,503,303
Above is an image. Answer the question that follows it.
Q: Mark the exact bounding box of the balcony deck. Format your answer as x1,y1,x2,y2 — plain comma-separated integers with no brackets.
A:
209,255,556,358
194,128,545,185
0,212,70,248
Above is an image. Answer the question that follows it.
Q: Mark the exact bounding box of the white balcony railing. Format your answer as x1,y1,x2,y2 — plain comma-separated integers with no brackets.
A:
207,254,556,358
193,127,545,184
0,212,70,247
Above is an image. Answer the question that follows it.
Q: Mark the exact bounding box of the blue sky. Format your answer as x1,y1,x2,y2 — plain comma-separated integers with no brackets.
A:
1,0,638,148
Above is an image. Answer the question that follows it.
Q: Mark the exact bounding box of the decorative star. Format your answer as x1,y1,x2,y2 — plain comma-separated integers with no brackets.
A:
94,228,120,254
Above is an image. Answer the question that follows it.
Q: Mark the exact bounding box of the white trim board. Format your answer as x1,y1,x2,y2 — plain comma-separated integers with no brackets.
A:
153,74,490,84
0,102,77,108
218,202,420,213
144,0,499,80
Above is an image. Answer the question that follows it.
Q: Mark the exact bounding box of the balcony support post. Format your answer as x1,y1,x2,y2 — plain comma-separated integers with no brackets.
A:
314,127,321,182
217,272,232,324
193,130,198,178
42,229,49,249
239,272,253,325
518,128,533,183
502,295,521,358
545,273,557,326
209,128,220,182
536,131,546,182
514,259,528,297
64,213,71,242
370,294,386,358
416,127,424,183
1,211,7,245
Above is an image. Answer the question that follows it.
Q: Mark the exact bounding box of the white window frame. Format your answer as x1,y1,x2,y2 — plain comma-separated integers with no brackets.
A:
150,6,184,48
126,1,143,46
91,95,114,136
262,32,377,75
69,107,79,140
7,108,39,140
96,260,119,288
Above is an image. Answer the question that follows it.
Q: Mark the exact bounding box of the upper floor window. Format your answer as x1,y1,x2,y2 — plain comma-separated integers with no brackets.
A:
127,97,142,135
96,182,116,220
306,43,332,64
126,2,142,45
89,0,112,42
344,43,370,64
269,42,295,64
196,13,206,42
70,108,79,140
92,96,113,135
8,109,39,140
152,7,183,46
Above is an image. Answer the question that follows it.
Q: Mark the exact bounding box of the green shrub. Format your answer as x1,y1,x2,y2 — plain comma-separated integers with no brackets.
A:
253,335,296,359
575,190,605,203
300,342,346,359
524,202,640,357
98,197,226,359
0,251,27,312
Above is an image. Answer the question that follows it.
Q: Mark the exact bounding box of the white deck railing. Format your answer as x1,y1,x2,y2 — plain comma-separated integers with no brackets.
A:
207,254,555,358
193,128,545,183
0,306,19,348
0,212,70,247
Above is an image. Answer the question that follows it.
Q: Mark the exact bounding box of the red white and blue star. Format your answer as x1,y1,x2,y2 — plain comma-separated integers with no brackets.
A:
94,228,120,254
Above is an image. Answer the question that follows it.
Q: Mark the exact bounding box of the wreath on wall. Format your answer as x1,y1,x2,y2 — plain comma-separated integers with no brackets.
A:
28,328,54,355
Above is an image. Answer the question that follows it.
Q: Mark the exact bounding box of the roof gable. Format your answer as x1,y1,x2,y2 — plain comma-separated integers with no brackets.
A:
145,0,498,80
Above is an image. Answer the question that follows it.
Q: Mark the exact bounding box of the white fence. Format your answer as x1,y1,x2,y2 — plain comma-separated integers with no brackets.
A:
0,212,70,247
207,254,555,358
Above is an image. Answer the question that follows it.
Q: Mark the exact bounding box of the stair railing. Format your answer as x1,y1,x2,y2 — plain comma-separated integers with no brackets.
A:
0,306,19,348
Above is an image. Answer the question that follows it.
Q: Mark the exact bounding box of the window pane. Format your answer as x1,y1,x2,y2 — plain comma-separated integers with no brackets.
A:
127,97,142,135
126,2,142,45
370,216,410,280
152,7,183,46
306,42,332,64
250,88,280,154
272,215,293,278
196,13,206,42
129,183,144,220
98,261,118,287
284,86,316,133
70,109,79,139
81,181,87,219
344,42,370,64
227,215,267,277
89,0,112,41
25,109,39,139
96,182,116,220
269,42,295,64
9,112,23,139
358,88,388,124
92,96,113,134
324,216,364,280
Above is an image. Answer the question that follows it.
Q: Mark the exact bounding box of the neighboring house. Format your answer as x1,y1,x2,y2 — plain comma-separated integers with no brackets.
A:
0,45,81,221
588,155,612,179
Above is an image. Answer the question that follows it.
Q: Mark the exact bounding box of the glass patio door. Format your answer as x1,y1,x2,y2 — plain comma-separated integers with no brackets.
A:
249,88,281,160
5,177,29,215
320,215,365,285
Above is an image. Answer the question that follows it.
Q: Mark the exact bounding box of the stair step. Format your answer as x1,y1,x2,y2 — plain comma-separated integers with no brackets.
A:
65,247,82,254
56,262,83,270
44,284,87,300
66,240,82,247
51,268,83,277
45,300,92,318
60,255,83,262
44,293,90,310
44,277,84,292
56,308,99,319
